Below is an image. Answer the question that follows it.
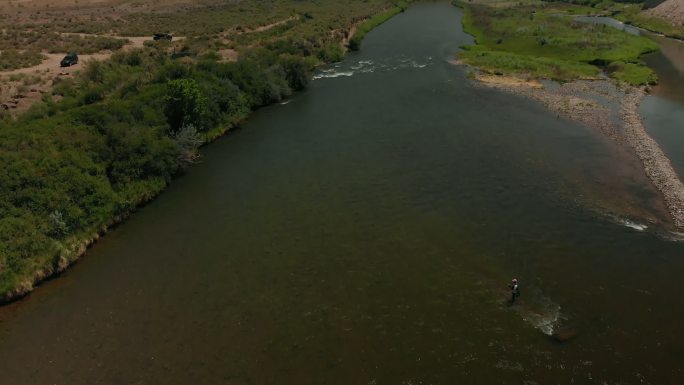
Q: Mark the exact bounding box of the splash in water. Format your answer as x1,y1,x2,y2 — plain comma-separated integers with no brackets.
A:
618,218,648,231
313,56,433,80
513,294,563,335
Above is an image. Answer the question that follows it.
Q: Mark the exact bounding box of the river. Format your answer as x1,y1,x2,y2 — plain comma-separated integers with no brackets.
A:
1,3,683,384
575,15,684,184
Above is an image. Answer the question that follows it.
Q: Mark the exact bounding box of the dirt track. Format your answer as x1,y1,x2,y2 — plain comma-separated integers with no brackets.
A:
0,35,175,114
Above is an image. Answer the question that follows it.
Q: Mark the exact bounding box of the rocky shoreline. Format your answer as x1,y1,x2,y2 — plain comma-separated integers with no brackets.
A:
621,89,684,228
470,72,684,229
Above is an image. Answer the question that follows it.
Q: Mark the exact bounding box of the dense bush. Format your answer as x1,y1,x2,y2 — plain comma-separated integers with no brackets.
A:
0,0,407,301
0,44,326,298
164,79,209,133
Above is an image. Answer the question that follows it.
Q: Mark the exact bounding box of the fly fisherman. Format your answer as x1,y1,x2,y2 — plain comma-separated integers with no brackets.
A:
510,278,520,304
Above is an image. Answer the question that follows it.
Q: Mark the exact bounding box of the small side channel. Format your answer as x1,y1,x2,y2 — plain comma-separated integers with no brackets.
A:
575,15,684,183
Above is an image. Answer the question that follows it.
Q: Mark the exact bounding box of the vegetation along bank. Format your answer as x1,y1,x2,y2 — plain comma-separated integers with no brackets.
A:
0,0,411,303
454,0,684,229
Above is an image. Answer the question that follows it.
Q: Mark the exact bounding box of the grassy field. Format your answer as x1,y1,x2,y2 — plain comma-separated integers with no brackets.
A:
0,0,407,301
456,0,659,85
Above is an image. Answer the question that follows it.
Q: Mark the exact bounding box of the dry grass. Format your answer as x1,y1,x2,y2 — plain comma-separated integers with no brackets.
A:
0,0,395,114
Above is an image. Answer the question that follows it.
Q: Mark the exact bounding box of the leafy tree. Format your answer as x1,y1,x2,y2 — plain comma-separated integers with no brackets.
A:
164,78,209,133
280,54,312,91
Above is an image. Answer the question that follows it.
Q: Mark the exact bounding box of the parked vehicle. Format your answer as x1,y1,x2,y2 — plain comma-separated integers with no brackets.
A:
60,53,79,67
153,33,173,41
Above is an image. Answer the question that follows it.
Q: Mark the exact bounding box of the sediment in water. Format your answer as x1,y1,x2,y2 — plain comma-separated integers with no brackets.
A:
468,72,684,229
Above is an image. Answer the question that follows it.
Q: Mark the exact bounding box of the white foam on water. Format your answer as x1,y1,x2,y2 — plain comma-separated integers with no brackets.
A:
312,70,355,80
618,218,648,231
495,360,524,371
279,100,292,105
519,296,562,336
600,213,684,242
313,57,432,81
660,231,684,242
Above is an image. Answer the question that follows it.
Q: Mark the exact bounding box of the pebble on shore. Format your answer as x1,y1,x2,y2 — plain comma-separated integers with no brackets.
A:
469,72,684,230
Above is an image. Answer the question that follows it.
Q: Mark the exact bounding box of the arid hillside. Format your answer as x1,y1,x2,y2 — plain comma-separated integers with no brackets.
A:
0,0,220,18
646,0,684,26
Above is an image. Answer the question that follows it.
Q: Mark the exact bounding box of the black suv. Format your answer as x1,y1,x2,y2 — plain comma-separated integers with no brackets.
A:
153,33,173,41
60,53,79,67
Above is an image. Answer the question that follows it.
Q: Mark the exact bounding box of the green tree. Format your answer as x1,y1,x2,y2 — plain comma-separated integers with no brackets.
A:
280,54,312,91
164,78,208,133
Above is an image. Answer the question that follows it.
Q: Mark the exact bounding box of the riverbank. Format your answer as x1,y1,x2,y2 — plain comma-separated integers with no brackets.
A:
465,72,684,229
0,0,409,303
349,2,410,50
452,0,684,229
455,0,659,85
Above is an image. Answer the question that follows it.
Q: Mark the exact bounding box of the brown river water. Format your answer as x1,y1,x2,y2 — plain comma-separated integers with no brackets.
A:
1,3,683,384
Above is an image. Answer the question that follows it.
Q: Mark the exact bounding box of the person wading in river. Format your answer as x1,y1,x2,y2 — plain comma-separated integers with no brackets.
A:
509,278,520,304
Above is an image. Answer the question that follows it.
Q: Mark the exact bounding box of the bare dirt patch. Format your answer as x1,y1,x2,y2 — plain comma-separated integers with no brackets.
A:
0,35,183,114
0,53,101,114
646,0,684,27
472,73,543,89
217,48,239,62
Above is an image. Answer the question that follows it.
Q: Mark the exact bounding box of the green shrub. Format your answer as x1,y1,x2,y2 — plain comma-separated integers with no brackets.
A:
164,78,209,133
0,0,406,301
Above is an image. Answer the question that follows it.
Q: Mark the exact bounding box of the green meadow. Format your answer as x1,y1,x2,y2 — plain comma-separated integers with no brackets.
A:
457,1,659,85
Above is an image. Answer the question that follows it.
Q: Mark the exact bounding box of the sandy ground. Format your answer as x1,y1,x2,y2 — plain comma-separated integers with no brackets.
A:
217,48,239,62
0,52,109,114
0,35,182,114
646,0,684,27
472,73,543,89
342,22,360,49
216,15,302,62
249,16,299,33
468,72,684,229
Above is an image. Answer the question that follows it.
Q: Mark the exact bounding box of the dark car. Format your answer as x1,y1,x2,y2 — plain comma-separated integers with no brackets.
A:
153,33,173,41
60,53,78,67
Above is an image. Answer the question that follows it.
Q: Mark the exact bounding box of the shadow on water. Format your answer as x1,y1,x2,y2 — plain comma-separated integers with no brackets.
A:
0,3,683,385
